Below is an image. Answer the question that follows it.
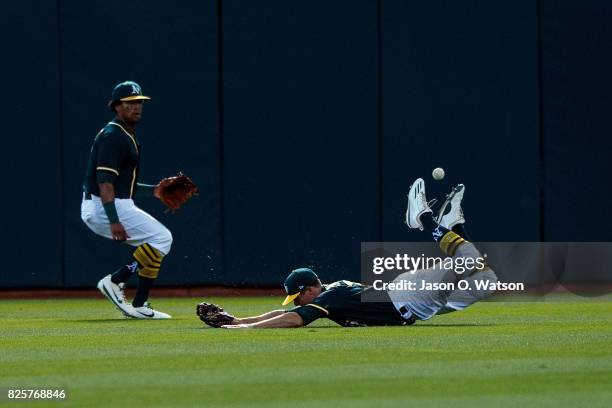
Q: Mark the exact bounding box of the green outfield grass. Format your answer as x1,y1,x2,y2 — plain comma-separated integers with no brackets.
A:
1,296,611,407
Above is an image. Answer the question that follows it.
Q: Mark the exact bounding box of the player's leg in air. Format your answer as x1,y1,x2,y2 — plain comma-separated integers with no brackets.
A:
387,178,497,321
432,183,498,314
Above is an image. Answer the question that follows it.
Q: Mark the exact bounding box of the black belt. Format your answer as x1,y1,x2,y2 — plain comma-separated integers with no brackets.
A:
84,192,130,200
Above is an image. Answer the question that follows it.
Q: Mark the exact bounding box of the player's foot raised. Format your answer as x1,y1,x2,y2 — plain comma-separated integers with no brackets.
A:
97,274,133,318
405,178,433,230
436,184,466,230
129,302,172,319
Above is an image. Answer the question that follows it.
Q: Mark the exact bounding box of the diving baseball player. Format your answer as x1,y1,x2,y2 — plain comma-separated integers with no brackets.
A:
81,81,172,319
199,179,498,328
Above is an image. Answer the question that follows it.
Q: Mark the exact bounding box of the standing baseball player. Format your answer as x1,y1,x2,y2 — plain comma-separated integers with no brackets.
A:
198,178,499,328
81,81,173,319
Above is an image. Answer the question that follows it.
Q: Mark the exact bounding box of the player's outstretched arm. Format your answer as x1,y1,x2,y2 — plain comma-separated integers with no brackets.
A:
234,310,286,324
134,182,157,198
223,312,304,329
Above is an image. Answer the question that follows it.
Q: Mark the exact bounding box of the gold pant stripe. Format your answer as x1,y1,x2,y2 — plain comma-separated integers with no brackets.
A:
133,245,163,279
439,231,463,255
142,244,163,262
135,246,153,263
139,245,161,263
149,244,164,261
447,235,465,257
449,235,463,246
448,238,466,257
133,249,149,266
138,266,160,279
133,247,161,268
439,231,457,254
141,244,157,261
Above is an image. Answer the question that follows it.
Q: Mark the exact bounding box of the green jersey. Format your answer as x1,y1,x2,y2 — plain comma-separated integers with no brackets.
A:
84,120,141,199
289,280,414,327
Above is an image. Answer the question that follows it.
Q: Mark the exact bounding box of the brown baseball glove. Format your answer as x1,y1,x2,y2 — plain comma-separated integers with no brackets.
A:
155,172,198,211
196,302,236,328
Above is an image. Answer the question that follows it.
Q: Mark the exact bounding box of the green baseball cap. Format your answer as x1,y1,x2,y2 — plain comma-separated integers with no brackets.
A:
282,268,319,306
108,81,151,109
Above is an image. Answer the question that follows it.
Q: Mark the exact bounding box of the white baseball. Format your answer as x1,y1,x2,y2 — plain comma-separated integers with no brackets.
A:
432,167,445,181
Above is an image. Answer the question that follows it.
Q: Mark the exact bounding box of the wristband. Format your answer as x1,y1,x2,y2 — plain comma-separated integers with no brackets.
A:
103,202,120,224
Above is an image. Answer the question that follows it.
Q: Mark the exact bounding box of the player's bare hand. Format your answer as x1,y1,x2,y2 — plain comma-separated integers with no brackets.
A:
221,323,252,329
110,223,129,241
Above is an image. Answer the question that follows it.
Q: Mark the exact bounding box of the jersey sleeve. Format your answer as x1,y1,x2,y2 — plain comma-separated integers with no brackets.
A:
96,132,126,179
287,290,336,326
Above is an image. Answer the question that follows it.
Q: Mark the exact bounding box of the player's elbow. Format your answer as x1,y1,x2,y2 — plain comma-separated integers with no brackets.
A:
286,312,304,328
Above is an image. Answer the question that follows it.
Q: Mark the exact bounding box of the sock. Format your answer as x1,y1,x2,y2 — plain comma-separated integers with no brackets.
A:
131,244,164,307
132,244,163,279
452,223,471,241
132,276,155,307
110,261,138,285
419,212,450,243
438,231,467,257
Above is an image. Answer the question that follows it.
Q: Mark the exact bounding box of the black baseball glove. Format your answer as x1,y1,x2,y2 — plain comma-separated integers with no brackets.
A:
196,302,235,328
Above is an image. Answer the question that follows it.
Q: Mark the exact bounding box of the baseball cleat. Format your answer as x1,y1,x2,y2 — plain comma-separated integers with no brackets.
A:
405,178,433,230
436,184,466,230
129,302,172,319
97,274,134,318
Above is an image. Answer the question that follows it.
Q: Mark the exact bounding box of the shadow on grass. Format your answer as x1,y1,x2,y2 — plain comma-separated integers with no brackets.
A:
62,321,494,328
67,319,147,323
414,323,494,327
154,322,494,330
303,323,495,330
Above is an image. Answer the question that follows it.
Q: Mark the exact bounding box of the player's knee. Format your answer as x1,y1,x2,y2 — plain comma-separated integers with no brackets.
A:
158,228,173,255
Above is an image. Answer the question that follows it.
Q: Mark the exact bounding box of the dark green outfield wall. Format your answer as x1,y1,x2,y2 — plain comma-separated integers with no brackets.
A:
1,0,610,288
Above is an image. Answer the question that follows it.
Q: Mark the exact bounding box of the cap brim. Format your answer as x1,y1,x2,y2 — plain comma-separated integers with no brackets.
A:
282,292,301,306
119,95,151,101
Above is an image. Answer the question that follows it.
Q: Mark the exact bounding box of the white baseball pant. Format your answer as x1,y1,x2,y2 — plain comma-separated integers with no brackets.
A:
80,194,173,256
